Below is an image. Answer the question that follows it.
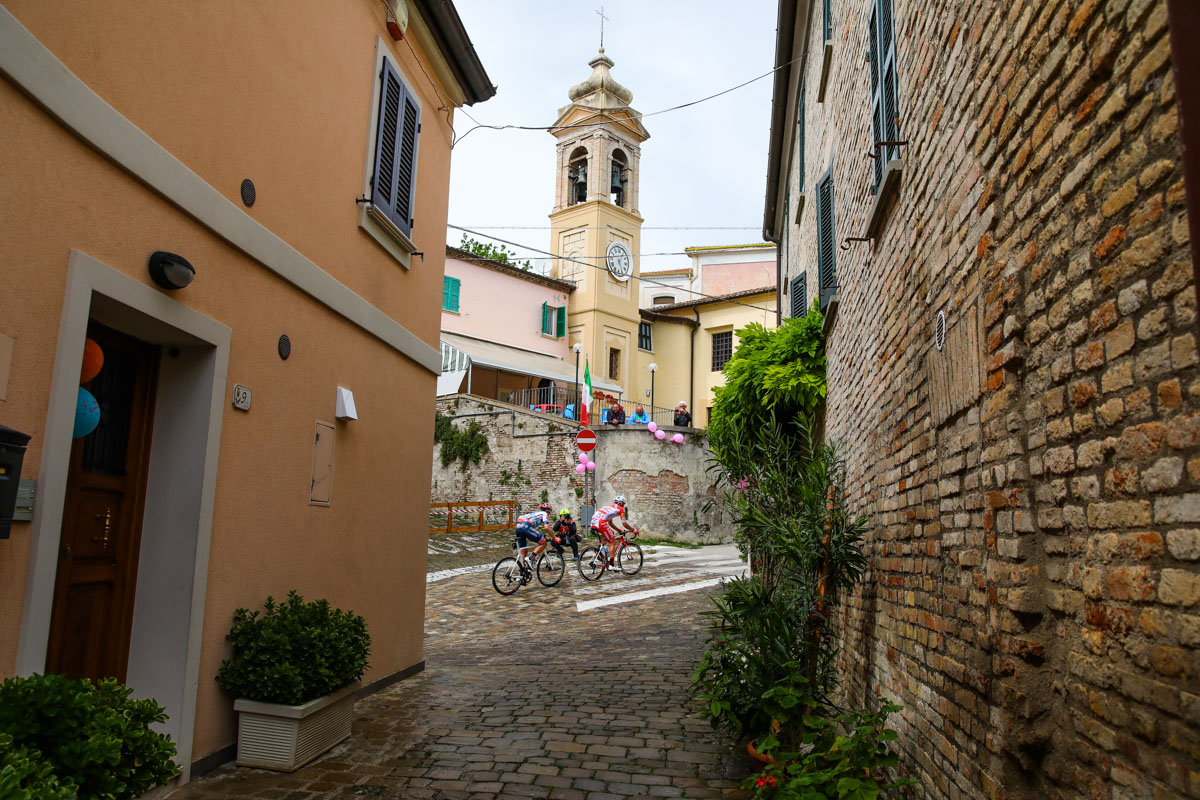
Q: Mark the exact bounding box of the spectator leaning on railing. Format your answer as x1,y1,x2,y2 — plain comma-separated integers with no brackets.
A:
629,405,649,424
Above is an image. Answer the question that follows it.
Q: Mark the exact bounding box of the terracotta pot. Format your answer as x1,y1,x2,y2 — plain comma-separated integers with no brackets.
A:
746,739,776,772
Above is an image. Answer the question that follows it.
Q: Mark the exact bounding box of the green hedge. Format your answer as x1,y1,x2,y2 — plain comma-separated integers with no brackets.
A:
0,675,179,800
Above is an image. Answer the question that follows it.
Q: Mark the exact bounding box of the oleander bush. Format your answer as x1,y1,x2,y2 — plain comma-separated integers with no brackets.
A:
216,590,370,705
0,674,179,800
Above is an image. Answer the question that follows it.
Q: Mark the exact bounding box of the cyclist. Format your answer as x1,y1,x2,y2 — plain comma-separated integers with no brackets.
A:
552,508,582,561
515,502,555,569
590,496,636,567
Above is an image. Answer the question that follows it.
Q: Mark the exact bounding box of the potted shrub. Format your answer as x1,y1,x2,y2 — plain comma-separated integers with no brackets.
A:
0,674,179,799
216,591,371,771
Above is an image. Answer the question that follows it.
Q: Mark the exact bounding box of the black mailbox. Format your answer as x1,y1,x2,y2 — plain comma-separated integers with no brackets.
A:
0,425,31,539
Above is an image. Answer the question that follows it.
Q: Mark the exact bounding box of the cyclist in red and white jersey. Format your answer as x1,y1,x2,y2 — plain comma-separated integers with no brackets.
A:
590,496,635,567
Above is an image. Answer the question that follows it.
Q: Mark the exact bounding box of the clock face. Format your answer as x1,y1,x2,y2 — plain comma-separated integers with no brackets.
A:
605,241,633,282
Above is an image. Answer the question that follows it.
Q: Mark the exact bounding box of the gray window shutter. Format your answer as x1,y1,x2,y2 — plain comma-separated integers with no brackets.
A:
817,175,836,312
798,88,806,194
824,0,832,42
791,274,807,318
869,0,900,192
372,59,420,238
868,5,882,191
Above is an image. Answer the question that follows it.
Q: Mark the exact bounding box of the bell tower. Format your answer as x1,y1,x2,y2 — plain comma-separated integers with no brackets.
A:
549,47,649,402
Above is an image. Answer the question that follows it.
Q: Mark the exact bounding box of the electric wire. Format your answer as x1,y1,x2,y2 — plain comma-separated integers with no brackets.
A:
452,51,805,147
448,224,777,313
455,225,763,231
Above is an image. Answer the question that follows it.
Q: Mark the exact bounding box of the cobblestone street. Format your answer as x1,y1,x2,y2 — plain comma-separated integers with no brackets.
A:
170,536,751,799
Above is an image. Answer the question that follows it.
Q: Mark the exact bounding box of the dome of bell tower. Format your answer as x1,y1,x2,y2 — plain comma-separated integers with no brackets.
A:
567,48,633,105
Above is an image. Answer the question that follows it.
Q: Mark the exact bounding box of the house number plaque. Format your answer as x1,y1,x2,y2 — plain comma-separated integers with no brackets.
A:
232,384,252,411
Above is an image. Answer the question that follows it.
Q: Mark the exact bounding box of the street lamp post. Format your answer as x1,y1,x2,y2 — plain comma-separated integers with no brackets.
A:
573,343,582,423
648,362,657,424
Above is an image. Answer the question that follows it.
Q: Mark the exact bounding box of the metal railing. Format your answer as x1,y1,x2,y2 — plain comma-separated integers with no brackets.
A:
429,500,517,534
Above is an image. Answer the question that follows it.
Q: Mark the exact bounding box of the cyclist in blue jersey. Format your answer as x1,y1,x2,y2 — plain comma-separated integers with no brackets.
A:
515,502,555,566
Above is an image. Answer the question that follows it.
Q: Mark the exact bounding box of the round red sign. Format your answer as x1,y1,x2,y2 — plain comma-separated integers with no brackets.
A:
576,429,597,452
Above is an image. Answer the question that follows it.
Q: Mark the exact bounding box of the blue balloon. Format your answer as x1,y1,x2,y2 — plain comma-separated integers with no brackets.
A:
74,386,100,438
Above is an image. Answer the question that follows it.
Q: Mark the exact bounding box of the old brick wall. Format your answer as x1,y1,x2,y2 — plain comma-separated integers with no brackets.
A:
782,0,1196,796
431,396,732,542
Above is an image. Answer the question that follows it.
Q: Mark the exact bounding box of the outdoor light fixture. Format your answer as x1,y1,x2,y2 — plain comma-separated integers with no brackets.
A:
148,251,195,290
648,363,658,419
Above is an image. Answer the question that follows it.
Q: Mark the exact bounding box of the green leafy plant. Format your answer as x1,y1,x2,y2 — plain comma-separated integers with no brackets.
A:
458,234,532,270
0,675,179,800
216,591,370,705
744,701,916,799
434,412,489,471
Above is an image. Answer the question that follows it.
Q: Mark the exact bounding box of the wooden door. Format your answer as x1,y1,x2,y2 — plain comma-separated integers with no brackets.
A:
45,323,158,682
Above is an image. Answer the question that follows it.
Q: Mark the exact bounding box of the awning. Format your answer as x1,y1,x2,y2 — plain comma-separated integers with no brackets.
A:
439,332,622,393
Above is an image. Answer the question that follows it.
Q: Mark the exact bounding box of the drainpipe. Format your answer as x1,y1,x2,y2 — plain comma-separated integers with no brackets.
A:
690,308,700,416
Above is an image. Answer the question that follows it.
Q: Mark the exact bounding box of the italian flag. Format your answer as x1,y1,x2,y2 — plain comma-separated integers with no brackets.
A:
582,359,593,427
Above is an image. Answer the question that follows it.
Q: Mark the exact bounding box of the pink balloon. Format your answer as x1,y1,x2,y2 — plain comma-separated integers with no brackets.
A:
579,452,589,464
672,433,685,443
647,422,658,433
576,464,586,474
655,430,666,440
587,461,596,471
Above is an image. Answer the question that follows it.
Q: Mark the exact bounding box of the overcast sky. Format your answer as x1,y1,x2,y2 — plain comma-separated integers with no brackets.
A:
446,0,779,275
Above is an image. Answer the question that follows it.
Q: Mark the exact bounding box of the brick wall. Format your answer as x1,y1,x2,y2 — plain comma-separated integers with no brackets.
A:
779,0,1196,795
431,396,732,542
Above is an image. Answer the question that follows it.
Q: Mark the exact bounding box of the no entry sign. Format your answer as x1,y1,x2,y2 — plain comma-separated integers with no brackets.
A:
576,429,597,452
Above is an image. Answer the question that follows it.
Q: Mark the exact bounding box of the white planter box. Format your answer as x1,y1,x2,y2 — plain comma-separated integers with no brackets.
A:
233,682,359,771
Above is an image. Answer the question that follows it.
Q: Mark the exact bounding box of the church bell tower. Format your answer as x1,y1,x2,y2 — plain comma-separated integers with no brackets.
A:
549,47,650,402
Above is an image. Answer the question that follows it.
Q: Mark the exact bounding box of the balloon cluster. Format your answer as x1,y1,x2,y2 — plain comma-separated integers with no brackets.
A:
74,338,104,438
646,422,685,444
575,452,596,473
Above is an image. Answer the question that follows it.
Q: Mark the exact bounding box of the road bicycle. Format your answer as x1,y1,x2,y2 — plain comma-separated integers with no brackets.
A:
492,537,566,595
577,527,642,581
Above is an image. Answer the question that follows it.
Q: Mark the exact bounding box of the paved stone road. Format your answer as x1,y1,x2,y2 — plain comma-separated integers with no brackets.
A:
171,537,752,799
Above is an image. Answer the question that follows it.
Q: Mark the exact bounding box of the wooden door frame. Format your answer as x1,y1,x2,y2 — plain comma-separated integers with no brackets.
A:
17,251,230,783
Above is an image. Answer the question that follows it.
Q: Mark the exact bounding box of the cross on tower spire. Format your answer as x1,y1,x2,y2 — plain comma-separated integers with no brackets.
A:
595,6,609,49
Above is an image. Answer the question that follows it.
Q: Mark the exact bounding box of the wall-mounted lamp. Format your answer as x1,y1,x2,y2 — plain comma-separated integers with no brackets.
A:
148,251,195,290
335,387,358,421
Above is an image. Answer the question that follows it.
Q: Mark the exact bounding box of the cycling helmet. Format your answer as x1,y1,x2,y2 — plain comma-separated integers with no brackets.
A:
614,495,627,507
559,508,572,517
539,502,553,513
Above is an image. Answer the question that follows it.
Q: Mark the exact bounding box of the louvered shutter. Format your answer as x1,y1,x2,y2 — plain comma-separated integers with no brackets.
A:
371,59,421,239
442,276,460,311
541,303,553,335
823,0,832,41
450,278,460,311
817,175,837,312
556,306,566,338
869,0,899,192
798,88,806,194
791,274,807,318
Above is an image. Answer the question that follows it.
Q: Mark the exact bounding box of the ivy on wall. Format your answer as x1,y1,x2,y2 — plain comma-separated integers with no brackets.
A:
433,412,489,471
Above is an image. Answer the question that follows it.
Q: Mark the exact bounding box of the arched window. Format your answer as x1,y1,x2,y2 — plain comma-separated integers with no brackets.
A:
652,294,675,305
568,146,588,205
610,149,628,207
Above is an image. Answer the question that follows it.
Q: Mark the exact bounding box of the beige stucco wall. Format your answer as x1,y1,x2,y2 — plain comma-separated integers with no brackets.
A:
0,0,467,769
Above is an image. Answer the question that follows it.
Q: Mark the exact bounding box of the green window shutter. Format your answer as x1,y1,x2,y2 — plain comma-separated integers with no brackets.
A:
824,0,832,41
790,274,807,318
817,175,837,312
442,276,460,312
556,306,566,338
798,88,806,194
869,0,900,192
541,302,554,335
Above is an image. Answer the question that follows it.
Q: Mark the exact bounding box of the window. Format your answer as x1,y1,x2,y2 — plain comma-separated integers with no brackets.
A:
568,146,588,205
638,322,653,351
541,303,566,337
371,57,421,239
868,0,900,192
790,274,807,318
712,331,733,372
442,276,460,312
817,174,837,312
797,88,806,195
608,347,620,380
652,294,675,305
707,407,714,424
824,0,833,41
611,149,628,207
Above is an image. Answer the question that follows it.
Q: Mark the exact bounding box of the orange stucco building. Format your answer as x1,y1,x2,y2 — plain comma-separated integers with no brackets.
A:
0,0,492,782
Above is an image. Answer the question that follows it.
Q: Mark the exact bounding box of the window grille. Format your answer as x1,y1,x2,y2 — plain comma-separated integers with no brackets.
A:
712,331,733,372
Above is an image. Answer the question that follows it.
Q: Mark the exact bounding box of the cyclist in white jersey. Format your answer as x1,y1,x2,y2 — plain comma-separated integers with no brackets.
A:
515,502,555,565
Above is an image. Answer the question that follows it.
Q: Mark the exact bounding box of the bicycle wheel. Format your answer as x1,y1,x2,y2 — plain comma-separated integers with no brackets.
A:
492,557,523,596
537,549,566,587
617,542,643,575
577,546,606,582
